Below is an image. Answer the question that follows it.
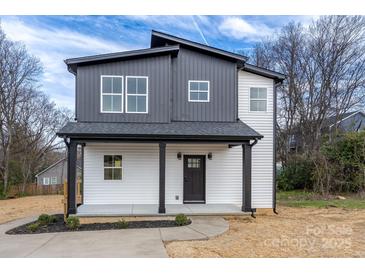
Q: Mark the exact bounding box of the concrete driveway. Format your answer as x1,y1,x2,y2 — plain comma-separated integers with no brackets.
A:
0,216,228,258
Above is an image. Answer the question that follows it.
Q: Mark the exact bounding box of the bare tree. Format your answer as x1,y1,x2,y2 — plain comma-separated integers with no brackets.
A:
0,24,42,194
248,16,365,163
13,95,73,191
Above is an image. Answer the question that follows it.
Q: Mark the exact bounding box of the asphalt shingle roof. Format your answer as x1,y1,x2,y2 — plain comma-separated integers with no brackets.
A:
57,121,262,141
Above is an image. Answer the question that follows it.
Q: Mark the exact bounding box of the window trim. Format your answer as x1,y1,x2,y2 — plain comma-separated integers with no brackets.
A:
188,80,210,102
125,76,149,114
103,154,123,181
43,177,50,185
51,177,57,185
100,75,124,113
249,87,267,112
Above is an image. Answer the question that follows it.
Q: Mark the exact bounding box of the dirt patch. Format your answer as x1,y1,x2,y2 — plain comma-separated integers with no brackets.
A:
0,195,63,224
166,207,365,258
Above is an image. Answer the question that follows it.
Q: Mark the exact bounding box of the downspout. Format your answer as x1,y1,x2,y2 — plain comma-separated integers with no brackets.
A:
249,138,259,218
273,80,283,215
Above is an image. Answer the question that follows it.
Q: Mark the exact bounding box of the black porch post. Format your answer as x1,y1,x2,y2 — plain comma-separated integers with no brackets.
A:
158,142,166,214
242,143,252,212
67,140,78,215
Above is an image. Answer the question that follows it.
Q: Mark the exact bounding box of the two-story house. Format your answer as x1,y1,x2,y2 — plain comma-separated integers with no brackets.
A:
57,30,285,216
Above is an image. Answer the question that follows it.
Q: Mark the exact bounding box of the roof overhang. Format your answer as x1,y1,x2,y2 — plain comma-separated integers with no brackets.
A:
65,45,180,75
242,63,286,83
151,30,248,64
57,121,263,143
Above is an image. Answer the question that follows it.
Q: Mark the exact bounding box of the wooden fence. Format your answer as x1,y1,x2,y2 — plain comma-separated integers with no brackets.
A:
7,183,64,198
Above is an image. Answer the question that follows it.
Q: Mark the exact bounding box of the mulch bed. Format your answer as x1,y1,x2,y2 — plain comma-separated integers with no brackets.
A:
6,214,191,235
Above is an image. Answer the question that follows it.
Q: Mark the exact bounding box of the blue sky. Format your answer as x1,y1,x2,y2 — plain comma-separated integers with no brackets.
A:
0,16,315,110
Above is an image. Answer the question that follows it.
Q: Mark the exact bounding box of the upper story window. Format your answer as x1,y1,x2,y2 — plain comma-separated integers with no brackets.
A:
101,76,123,113
250,87,267,112
126,76,148,113
188,80,210,102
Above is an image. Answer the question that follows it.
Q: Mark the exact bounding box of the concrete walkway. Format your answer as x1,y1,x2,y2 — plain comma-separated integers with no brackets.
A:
0,216,228,258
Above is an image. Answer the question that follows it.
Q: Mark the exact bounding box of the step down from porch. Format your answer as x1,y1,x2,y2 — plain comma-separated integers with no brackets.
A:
76,204,250,217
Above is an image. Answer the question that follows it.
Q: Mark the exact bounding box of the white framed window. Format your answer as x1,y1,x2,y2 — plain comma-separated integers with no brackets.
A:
126,76,148,113
250,87,267,112
104,155,123,181
188,80,210,102
100,75,123,113
51,177,57,185
43,177,50,185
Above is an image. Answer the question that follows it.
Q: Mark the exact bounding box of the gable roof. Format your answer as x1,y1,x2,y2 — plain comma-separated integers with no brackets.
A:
35,158,81,177
57,121,263,141
65,45,179,74
150,30,248,63
64,30,284,81
327,110,365,128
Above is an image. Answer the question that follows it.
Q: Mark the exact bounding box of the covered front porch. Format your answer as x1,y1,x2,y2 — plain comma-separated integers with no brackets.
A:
76,203,246,217
58,121,263,216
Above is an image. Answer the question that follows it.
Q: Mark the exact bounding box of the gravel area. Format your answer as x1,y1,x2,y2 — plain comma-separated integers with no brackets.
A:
166,206,365,258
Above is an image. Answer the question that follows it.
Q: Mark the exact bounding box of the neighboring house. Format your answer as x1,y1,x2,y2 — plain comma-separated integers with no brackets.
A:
328,110,365,133
57,30,285,216
288,110,365,151
36,158,82,186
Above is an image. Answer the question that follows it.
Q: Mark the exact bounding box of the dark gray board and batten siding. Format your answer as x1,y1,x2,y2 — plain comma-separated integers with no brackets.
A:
76,55,171,123
172,48,237,122
75,47,237,123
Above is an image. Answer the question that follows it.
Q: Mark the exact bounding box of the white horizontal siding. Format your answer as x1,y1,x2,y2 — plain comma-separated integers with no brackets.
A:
84,143,243,205
84,143,159,204
238,70,274,208
166,144,242,205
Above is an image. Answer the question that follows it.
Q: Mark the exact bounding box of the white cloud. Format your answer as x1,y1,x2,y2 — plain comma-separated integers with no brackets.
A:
0,17,138,110
218,17,273,41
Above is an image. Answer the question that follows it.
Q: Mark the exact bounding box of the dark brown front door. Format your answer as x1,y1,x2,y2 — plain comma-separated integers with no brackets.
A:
183,155,205,203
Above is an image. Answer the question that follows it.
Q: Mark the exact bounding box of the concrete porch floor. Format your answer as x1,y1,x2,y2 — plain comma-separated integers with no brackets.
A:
76,203,247,217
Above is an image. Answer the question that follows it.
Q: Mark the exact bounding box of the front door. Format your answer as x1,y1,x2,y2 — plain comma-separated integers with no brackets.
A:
183,155,205,203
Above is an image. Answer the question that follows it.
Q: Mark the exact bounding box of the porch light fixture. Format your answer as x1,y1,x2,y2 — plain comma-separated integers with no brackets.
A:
177,152,182,160
208,152,213,160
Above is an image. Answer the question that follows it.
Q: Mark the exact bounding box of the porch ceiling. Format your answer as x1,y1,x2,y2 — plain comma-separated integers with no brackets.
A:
76,204,247,217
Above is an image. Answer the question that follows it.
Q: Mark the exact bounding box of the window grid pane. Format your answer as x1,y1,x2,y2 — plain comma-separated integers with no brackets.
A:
250,100,267,111
127,78,137,94
198,91,208,101
137,78,147,94
112,77,122,94
188,158,200,168
102,77,112,93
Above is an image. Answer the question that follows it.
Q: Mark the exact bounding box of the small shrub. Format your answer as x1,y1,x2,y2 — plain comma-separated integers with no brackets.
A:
66,216,80,230
49,215,57,223
175,214,189,226
116,219,129,229
37,214,57,226
27,223,40,232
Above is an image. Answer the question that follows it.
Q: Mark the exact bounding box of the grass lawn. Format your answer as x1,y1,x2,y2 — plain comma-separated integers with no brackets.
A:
277,190,365,209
